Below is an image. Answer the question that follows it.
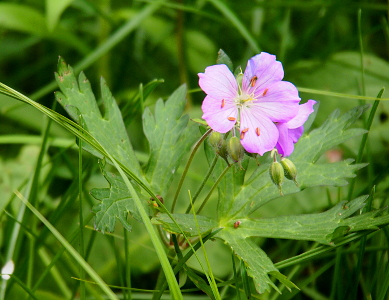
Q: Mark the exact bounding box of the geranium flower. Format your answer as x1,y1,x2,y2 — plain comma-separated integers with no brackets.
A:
275,100,316,157
199,52,301,155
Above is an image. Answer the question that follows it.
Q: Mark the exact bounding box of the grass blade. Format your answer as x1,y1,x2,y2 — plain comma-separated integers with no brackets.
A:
15,191,120,300
209,0,260,53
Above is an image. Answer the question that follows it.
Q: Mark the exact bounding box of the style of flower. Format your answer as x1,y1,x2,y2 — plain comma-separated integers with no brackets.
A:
275,100,316,157
199,52,301,155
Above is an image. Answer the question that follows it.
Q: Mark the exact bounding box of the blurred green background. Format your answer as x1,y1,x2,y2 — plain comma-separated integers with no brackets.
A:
1,0,389,299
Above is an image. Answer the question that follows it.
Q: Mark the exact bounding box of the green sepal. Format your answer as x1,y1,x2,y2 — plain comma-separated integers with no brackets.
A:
191,118,209,126
216,49,233,71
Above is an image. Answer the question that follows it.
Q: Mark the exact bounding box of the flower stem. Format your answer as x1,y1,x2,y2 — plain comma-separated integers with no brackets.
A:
171,128,212,213
185,155,219,214
196,164,232,214
347,89,382,200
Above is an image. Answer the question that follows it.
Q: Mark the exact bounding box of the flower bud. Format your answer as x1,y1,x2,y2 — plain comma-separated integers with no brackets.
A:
281,158,298,186
217,139,228,160
209,131,223,148
227,136,244,163
269,161,284,195
209,131,228,161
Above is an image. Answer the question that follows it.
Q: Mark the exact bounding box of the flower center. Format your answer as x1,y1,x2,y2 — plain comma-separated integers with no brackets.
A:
234,91,256,107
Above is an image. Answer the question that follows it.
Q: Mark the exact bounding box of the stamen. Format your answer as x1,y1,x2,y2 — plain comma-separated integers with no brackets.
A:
228,117,236,121
262,88,269,96
221,99,225,108
240,128,249,140
250,75,258,87
255,127,260,136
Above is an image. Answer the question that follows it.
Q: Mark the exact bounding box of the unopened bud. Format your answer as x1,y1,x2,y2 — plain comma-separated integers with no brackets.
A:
269,161,284,195
209,131,228,161
217,139,228,160
281,158,298,186
209,131,223,148
227,136,244,163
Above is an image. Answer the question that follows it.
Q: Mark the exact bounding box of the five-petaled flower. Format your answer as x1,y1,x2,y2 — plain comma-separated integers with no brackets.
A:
199,52,302,155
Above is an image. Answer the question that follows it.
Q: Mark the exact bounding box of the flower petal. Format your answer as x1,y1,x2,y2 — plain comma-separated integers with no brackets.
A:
198,64,238,100
202,95,238,133
287,100,316,129
251,81,300,122
275,123,295,157
239,106,279,155
242,52,284,93
254,81,300,103
289,127,304,143
252,102,299,124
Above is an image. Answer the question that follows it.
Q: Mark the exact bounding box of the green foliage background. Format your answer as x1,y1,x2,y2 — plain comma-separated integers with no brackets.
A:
1,0,389,299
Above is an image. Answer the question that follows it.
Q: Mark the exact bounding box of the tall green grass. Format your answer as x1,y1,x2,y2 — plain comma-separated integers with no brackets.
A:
1,1,389,299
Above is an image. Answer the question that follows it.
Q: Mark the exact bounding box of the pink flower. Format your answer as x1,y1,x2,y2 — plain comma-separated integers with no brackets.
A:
276,100,316,157
199,52,301,155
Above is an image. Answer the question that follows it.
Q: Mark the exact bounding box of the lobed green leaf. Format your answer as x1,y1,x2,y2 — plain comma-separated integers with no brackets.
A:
143,85,198,196
216,232,298,294
55,57,142,178
152,213,218,237
90,163,145,233
216,194,389,293
219,195,389,245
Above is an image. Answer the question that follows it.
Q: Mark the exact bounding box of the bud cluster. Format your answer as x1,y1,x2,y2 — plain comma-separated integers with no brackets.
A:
269,150,298,195
208,131,247,167
208,131,299,191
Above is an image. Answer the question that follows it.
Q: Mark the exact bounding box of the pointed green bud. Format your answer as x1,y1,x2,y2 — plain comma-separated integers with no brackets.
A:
209,131,223,148
269,161,284,195
281,158,298,186
227,136,244,163
217,138,228,162
209,131,228,161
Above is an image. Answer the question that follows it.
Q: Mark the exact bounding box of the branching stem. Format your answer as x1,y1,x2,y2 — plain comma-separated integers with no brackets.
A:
196,164,232,214
171,128,212,212
185,155,219,213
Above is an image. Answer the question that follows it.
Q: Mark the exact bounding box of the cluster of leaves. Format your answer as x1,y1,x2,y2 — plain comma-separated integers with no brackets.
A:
54,57,197,233
53,58,389,295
